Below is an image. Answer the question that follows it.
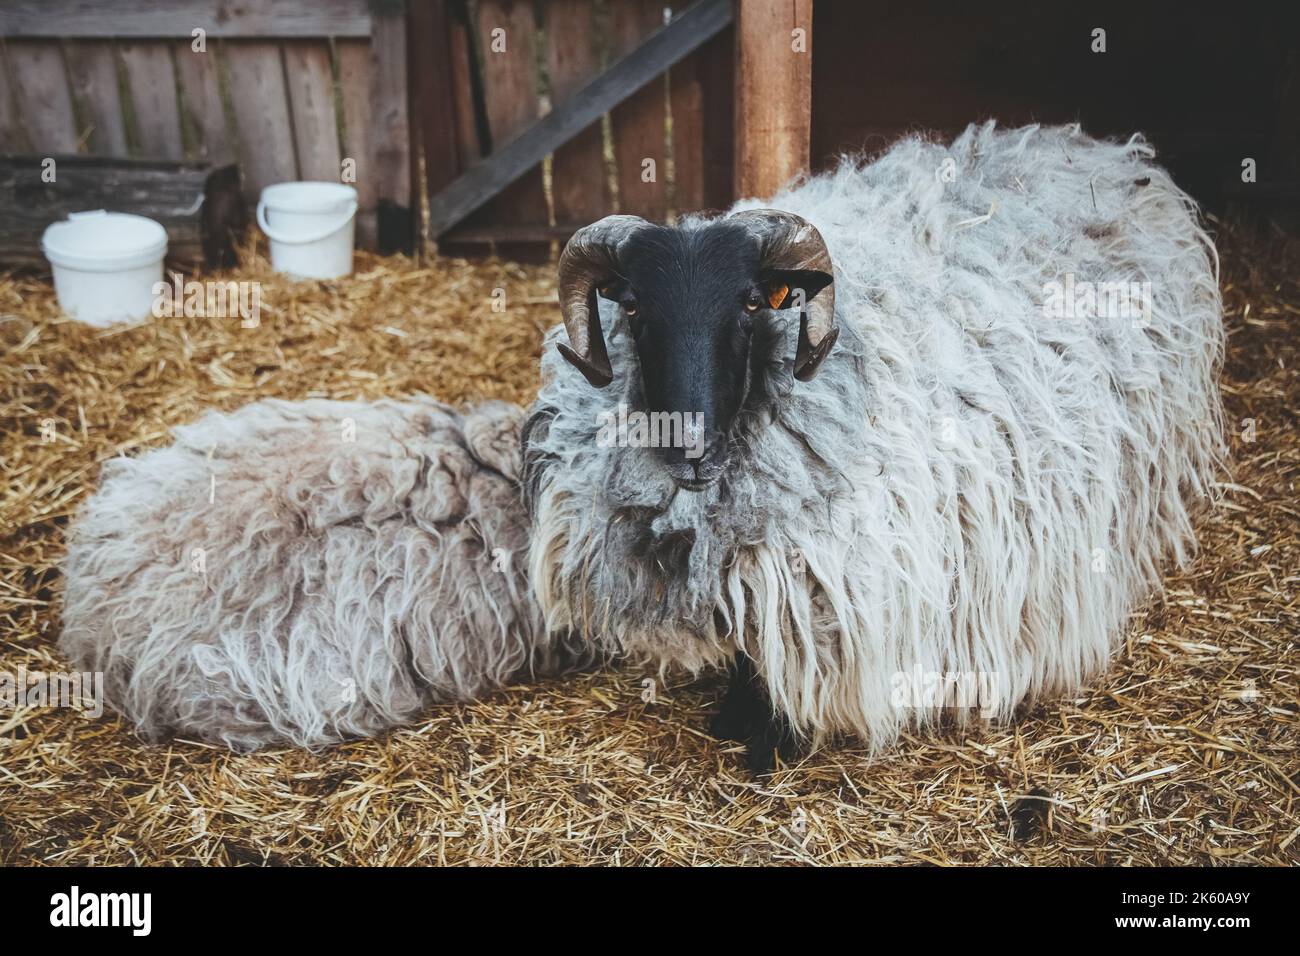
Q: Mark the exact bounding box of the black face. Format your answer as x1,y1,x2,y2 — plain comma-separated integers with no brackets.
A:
597,223,830,492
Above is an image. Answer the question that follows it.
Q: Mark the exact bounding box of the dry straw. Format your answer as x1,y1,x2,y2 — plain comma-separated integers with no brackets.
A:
0,225,1295,865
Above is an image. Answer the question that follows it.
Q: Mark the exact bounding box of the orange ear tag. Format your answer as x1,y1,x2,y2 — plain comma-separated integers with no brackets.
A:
768,284,789,309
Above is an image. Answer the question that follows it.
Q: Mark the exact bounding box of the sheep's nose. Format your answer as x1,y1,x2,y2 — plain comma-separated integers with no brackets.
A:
664,437,727,491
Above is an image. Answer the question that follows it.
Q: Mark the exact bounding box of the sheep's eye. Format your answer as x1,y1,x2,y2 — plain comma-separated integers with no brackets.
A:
744,293,764,313
622,300,638,317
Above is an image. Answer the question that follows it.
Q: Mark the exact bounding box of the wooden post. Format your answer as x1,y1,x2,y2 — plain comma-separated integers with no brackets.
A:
733,0,813,201
371,0,412,253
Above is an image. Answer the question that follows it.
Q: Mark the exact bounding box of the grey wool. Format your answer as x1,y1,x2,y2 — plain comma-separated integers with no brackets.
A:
59,397,576,750
523,123,1225,748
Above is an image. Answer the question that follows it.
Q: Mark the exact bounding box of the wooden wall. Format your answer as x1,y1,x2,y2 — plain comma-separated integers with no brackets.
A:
6,2,1290,269
809,3,1299,210
0,0,410,251
412,0,735,260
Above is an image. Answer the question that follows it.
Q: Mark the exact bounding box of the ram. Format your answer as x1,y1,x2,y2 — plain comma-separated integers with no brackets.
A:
59,397,574,750
523,122,1225,772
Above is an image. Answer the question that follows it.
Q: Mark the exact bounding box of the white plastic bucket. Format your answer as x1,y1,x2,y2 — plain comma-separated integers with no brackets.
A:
257,182,357,280
41,211,168,327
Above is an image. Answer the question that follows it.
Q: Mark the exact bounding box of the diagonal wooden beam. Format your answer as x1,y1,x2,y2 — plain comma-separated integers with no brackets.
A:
426,0,734,239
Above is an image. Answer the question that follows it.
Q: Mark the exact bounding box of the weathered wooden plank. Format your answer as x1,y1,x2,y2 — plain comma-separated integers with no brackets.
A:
63,40,128,156
698,23,733,209
470,0,548,259
611,0,669,220
283,40,341,182
119,40,183,158
430,0,485,257
7,41,79,153
0,1,373,39
669,34,705,216
224,41,297,200
174,39,232,163
410,1,460,197
475,0,542,157
448,2,480,171
0,155,244,268
734,0,813,200
0,44,33,153
336,39,377,249
426,0,733,238
442,222,584,245
370,1,411,252
546,0,609,226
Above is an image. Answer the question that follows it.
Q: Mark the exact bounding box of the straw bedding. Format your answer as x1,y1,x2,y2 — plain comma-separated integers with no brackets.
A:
0,225,1296,865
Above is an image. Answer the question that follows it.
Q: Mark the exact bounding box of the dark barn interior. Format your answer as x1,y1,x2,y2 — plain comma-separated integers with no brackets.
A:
811,4,1297,219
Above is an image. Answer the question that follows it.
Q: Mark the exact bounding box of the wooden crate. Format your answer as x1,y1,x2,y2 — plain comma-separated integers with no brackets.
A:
0,155,244,269
0,0,412,254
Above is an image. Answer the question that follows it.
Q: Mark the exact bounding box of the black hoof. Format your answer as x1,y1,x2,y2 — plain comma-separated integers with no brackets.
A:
708,654,758,742
710,653,801,775
709,706,751,742
745,711,799,776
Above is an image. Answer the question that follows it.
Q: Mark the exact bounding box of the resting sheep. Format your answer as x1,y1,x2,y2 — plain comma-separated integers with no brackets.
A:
524,122,1225,771
59,397,572,750
60,122,1223,769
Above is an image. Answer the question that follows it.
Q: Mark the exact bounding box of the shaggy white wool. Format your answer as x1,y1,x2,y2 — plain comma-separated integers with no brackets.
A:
60,397,567,750
524,123,1225,748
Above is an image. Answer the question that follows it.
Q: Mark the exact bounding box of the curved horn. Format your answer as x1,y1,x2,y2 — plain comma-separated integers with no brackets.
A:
728,209,838,381
556,215,651,387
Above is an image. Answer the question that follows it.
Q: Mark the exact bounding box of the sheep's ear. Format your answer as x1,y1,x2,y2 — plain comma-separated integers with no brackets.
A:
762,269,833,310
763,268,837,381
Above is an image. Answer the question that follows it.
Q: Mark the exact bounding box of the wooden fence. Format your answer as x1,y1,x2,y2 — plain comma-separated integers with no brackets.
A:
0,0,409,251
0,0,755,263
414,0,736,260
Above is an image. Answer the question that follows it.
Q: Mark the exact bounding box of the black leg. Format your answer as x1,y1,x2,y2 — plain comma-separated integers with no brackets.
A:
709,654,758,742
709,653,801,775
745,704,799,776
